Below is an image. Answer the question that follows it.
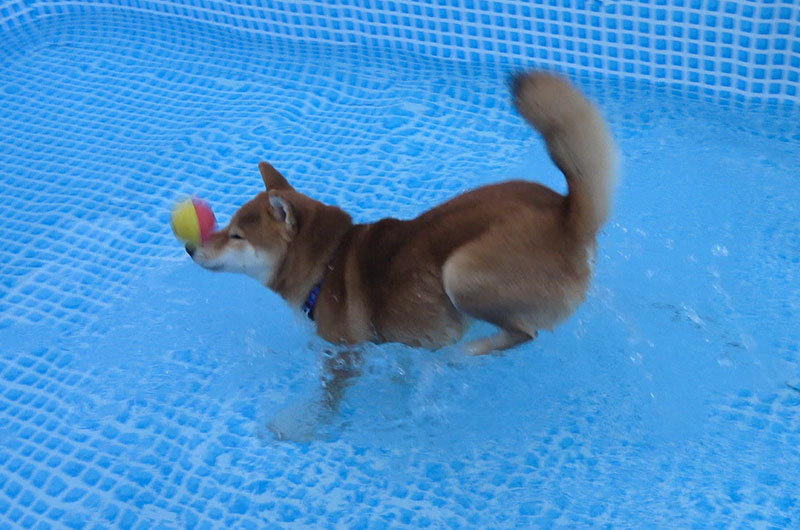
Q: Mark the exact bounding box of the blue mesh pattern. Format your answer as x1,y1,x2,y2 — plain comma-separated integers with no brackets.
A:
1,1,800,528
0,0,31,30
7,0,799,103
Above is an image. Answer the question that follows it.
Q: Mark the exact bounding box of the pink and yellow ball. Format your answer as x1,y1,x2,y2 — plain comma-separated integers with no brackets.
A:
171,198,216,247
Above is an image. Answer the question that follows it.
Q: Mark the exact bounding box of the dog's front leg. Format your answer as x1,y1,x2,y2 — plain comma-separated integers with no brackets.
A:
320,347,364,412
267,346,363,442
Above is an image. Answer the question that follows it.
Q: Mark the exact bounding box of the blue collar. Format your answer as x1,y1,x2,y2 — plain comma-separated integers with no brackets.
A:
301,241,345,321
302,282,322,321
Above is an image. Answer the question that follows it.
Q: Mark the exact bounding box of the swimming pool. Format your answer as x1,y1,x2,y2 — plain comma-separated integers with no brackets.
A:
1,0,798,527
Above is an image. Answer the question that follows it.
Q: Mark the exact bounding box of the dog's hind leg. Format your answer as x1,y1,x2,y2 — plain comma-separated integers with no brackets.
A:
465,328,535,356
442,256,538,355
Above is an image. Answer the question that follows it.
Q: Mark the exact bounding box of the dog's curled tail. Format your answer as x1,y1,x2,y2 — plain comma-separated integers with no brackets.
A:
510,71,617,241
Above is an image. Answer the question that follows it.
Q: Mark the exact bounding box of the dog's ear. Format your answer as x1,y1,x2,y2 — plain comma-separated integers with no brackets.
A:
259,161,294,191
268,190,296,235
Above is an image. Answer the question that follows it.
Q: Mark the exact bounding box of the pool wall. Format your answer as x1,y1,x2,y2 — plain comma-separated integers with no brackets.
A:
2,0,799,104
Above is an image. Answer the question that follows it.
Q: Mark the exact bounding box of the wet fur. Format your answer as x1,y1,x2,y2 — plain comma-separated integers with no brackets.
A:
190,70,617,356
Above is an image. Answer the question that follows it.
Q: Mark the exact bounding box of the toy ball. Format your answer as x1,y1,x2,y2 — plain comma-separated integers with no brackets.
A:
171,198,216,247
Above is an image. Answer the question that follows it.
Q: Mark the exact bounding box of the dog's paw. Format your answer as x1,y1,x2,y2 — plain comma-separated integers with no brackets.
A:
267,395,335,442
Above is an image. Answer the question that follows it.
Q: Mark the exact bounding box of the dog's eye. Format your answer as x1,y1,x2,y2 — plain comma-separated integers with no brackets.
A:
230,233,244,240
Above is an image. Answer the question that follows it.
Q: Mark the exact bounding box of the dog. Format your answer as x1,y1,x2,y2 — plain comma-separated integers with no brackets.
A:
188,70,616,356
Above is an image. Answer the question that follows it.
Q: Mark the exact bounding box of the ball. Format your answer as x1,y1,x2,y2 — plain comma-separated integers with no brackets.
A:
171,198,216,247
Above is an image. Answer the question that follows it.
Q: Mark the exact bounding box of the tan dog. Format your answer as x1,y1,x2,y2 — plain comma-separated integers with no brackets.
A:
188,70,616,356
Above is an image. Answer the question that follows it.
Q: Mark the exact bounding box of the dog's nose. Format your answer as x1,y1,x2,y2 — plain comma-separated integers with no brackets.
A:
185,243,196,257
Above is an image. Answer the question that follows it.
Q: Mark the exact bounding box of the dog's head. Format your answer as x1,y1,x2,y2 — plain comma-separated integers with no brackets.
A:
188,162,302,285
188,162,351,294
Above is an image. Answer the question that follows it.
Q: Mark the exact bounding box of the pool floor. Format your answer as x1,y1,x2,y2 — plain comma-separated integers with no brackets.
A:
1,9,799,528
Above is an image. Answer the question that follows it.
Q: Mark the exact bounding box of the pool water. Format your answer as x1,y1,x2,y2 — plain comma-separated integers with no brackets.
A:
1,9,799,529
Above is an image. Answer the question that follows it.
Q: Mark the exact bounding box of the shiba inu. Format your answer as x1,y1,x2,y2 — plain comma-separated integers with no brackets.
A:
188,70,616,356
